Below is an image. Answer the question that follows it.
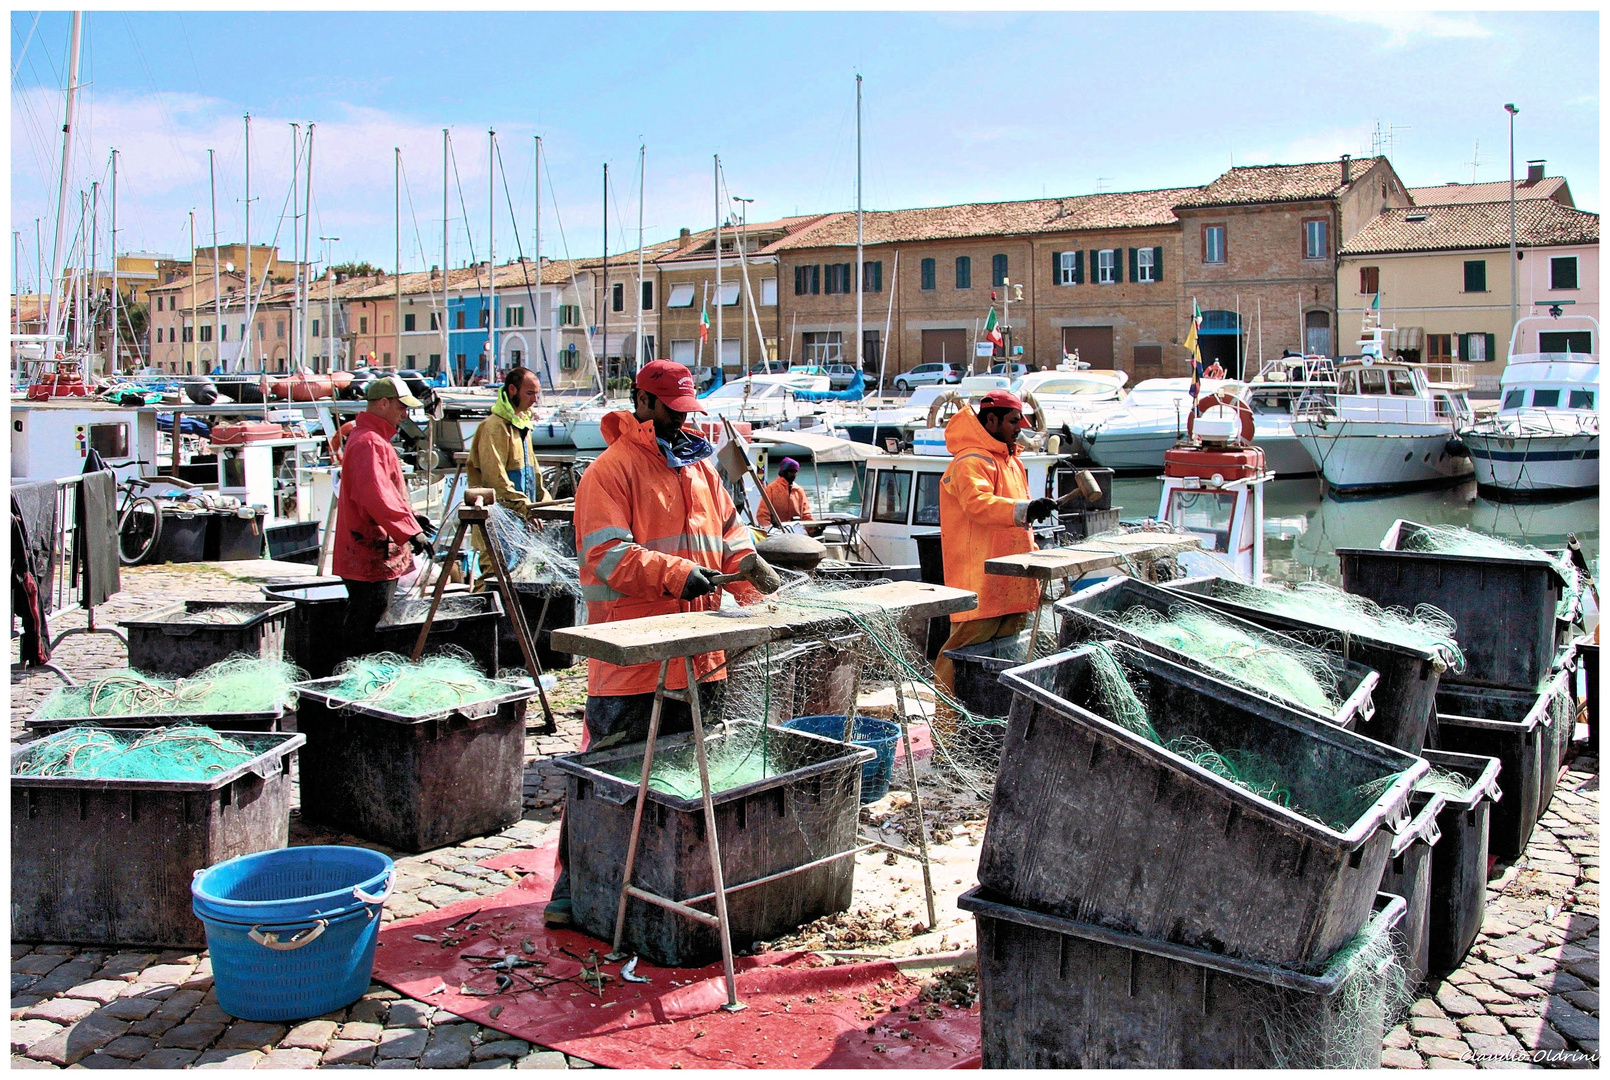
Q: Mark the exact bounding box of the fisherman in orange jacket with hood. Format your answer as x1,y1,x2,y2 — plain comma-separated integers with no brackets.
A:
934,388,1057,698
545,360,779,926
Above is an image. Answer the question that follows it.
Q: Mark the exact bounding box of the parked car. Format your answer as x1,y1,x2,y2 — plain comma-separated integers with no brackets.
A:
990,362,1030,379
749,362,788,376
826,364,860,390
893,363,964,392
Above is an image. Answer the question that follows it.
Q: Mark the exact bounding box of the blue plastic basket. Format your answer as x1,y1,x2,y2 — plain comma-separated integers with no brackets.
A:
782,715,901,803
192,846,393,1022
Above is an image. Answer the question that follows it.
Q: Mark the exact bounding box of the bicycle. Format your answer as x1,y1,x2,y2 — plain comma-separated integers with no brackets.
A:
112,462,199,565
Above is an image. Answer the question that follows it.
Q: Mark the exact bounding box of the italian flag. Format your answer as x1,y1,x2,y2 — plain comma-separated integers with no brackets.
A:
699,303,710,344
984,307,1003,347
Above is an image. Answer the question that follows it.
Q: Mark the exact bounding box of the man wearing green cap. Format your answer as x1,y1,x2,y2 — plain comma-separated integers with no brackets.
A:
334,375,432,655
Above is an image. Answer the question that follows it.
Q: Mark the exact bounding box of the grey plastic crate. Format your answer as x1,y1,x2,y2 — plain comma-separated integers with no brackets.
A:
982,641,1424,969
960,887,1406,1069
550,722,873,969
120,600,294,678
1337,519,1571,692
943,633,1028,720
292,676,534,852
1433,667,1570,860
11,730,305,947
1054,576,1380,732
25,703,286,735
1379,789,1446,989
1417,749,1503,975
1164,575,1445,753
261,583,501,679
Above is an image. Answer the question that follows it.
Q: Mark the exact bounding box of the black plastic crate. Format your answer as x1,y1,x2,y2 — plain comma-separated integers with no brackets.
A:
150,509,208,564
265,520,321,564
205,509,264,561
11,730,305,947
1379,790,1446,989
943,634,1028,720
960,887,1406,1069
1053,465,1115,511
261,582,349,678
26,703,286,735
1579,640,1599,753
1430,677,1565,861
1054,576,1380,732
1164,575,1446,753
509,583,577,673
372,592,502,678
292,676,534,852
1417,749,1503,975
550,722,873,969
260,583,500,679
120,600,294,678
1337,519,1570,692
983,642,1424,969
1060,507,1121,542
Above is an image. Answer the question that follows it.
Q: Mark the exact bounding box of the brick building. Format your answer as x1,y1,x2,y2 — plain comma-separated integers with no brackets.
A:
1173,156,1412,376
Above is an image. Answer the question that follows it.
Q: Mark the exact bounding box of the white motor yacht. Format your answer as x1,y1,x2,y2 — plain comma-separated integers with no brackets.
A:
1012,368,1130,434
1073,378,1244,472
1463,314,1599,499
1290,327,1475,493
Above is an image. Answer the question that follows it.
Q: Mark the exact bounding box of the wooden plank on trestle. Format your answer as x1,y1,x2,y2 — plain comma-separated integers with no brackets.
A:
551,581,977,667
985,533,1201,580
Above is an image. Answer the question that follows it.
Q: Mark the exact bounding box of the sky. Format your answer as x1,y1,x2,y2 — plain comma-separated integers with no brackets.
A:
9,9,1600,292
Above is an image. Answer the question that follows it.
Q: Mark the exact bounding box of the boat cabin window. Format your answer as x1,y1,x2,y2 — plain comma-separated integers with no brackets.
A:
913,473,942,526
871,470,913,525
1165,490,1237,554
89,422,130,459
1388,368,1418,396
1569,389,1595,409
1248,390,1295,415
1503,389,1526,409
1531,389,1561,408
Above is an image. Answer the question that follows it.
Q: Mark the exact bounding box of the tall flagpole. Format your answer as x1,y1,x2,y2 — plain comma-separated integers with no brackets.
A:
855,74,864,376
635,143,645,374
714,154,722,374
209,149,221,370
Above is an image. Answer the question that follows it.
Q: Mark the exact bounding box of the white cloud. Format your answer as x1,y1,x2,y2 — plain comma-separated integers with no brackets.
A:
1322,11,1493,48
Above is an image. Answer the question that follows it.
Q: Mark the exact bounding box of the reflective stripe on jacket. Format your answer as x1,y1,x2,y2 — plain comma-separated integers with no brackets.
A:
757,475,813,528
574,410,761,696
938,405,1038,623
333,411,419,582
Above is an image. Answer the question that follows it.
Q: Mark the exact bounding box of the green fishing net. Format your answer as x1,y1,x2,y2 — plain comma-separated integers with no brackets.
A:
379,594,492,626
1398,524,1584,618
484,505,581,592
591,722,782,799
34,657,303,720
1110,604,1344,718
1416,766,1474,800
1211,578,1466,674
13,724,260,781
325,648,508,716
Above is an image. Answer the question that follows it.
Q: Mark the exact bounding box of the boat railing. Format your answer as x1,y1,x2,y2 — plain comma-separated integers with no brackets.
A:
1422,361,1475,387
1481,407,1601,438
1292,388,1339,422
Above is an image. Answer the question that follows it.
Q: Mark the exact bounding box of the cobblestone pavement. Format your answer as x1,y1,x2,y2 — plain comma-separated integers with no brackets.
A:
11,564,1602,1069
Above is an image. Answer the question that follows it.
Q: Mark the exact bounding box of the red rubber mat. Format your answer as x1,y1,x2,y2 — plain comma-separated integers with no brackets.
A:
372,842,979,1069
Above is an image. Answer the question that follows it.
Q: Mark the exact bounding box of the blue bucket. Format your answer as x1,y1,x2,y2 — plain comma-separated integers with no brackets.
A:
782,715,901,803
192,846,393,1022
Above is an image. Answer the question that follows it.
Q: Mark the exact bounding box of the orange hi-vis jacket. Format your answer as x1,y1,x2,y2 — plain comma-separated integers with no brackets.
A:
938,405,1039,623
757,475,813,528
575,410,762,696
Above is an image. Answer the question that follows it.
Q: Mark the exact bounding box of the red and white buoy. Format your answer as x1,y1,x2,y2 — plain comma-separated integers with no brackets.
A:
1157,391,1273,582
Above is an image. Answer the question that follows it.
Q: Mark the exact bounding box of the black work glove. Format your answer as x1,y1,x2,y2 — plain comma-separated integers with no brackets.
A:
408,533,432,558
680,566,717,601
1026,497,1058,524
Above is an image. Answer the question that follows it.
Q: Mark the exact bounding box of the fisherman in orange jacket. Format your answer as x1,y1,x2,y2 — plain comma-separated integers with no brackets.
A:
545,360,779,926
756,456,814,529
934,389,1056,699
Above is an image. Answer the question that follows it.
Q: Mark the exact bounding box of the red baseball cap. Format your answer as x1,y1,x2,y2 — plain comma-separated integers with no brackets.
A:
634,359,706,414
978,388,1025,413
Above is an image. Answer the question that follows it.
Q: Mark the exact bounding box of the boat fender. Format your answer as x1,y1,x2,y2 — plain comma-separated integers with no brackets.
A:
1444,434,1469,459
1187,390,1255,445
183,377,219,406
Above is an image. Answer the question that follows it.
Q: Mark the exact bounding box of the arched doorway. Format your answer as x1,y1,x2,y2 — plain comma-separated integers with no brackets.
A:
1304,310,1333,357
502,333,528,373
1198,310,1242,378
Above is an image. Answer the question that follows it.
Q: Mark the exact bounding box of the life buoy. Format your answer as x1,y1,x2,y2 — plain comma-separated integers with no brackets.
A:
1187,390,1255,445
1204,361,1226,380
1022,391,1048,433
926,390,964,428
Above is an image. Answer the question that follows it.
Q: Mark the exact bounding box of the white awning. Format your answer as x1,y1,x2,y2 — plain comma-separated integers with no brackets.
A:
718,281,740,306
667,283,696,308
1386,326,1425,351
749,429,877,464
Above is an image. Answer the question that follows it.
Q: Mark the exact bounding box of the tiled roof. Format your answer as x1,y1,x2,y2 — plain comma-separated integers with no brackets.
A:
1175,158,1385,209
1409,177,1570,207
771,190,1198,250
657,215,842,260
1340,200,1599,255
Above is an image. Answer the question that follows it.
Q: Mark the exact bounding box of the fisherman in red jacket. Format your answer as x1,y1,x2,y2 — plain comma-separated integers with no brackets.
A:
333,375,431,656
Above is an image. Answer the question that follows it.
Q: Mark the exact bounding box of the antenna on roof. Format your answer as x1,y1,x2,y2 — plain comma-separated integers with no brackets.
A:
1464,140,1481,184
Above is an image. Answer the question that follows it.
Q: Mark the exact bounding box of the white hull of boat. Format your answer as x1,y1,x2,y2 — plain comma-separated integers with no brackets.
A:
1085,429,1185,471
1291,420,1473,492
1466,430,1600,493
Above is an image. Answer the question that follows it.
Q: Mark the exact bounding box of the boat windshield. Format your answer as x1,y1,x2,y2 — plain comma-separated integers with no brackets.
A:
705,380,785,401
1014,376,1118,396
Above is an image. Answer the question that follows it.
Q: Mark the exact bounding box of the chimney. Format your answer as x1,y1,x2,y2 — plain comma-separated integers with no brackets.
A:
679,228,691,244
1340,154,1352,185
430,265,439,279
1525,160,1545,186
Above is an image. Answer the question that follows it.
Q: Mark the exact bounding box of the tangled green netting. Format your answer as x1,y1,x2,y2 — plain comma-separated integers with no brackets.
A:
1399,524,1584,617
13,724,260,781
1416,766,1475,800
168,604,269,625
1081,643,1405,832
1211,578,1466,674
34,657,302,720
1110,604,1344,718
593,722,780,799
326,648,507,716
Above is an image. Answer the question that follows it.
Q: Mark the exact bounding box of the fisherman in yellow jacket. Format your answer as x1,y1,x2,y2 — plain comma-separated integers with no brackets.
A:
466,366,550,519
934,388,1056,697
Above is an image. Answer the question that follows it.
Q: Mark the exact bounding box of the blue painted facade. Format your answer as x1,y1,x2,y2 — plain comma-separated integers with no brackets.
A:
445,293,499,383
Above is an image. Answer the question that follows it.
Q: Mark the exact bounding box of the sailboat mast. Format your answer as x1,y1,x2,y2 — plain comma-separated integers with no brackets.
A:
488,129,497,377
855,74,864,378
601,162,608,390
88,181,97,358
243,112,252,372
188,210,196,374
209,149,221,368
302,124,316,371
441,129,450,383
45,10,82,351
290,123,300,370
110,149,120,373
395,146,402,371
534,135,542,384
714,154,722,376
635,143,645,375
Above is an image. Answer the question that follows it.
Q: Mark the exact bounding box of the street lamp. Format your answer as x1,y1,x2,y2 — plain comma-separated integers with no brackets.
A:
1506,104,1519,348
320,235,340,371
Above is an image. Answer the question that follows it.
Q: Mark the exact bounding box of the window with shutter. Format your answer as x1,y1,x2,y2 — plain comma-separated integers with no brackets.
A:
1057,251,1077,286
955,256,971,289
1136,247,1156,283
1112,249,1122,284
795,266,806,295
1484,333,1496,363
642,281,654,309
1550,256,1579,290
1203,226,1226,264
1153,246,1163,282
1302,219,1329,260
404,313,416,332
1360,266,1379,295
992,253,1008,286
1463,260,1487,293
874,261,882,292
1074,250,1085,284
1128,248,1138,282
921,258,936,290
812,265,820,294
